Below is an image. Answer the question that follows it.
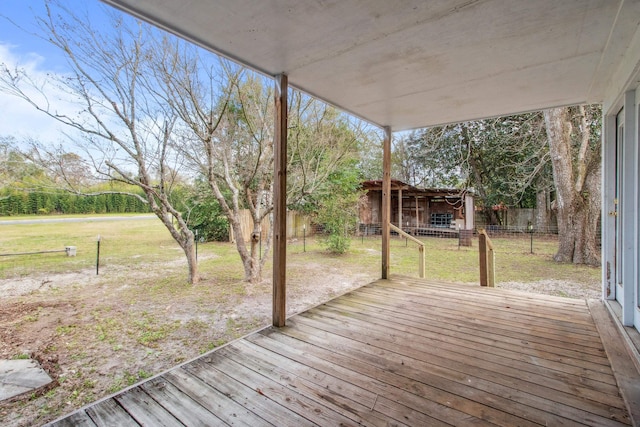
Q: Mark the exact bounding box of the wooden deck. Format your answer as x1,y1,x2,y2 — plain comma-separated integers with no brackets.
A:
47,276,638,426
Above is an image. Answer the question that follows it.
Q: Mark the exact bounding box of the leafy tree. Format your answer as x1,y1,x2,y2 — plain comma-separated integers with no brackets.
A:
315,160,363,254
392,105,601,265
402,114,551,225
183,180,229,242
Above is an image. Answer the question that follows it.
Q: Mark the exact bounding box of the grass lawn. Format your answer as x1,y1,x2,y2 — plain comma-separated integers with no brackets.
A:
0,216,601,287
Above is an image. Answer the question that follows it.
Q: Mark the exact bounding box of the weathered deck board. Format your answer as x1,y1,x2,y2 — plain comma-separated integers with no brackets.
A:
289,309,628,424
46,276,635,426
348,287,607,356
322,298,623,405
85,398,140,426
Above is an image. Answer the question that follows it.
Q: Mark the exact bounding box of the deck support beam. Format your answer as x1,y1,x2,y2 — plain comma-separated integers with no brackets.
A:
382,126,391,279
273,74,288,327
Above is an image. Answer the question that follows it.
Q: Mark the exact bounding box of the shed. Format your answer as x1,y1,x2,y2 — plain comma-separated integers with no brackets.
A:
360,179,474,235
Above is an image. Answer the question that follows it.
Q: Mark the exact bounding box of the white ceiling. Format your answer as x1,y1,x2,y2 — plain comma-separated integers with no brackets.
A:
101,0,640,130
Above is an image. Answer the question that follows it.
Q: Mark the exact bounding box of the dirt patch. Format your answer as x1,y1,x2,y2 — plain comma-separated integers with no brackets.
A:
0,272,102,298
0,258,598,427
497,279,601,299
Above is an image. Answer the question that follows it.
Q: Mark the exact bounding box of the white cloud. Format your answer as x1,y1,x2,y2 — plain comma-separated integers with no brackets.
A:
0,42,76,144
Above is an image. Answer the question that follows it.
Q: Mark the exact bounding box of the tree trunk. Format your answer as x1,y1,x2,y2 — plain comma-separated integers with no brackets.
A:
147,195,199,284
183,238,199,285
227,210,267,284
544,107,600,265
535,189,550,232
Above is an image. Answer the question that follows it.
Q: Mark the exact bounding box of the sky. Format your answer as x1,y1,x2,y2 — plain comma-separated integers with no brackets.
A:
0,0,117,144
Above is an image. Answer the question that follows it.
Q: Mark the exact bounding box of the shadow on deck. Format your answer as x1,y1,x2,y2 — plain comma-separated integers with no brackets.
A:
47,276,639,426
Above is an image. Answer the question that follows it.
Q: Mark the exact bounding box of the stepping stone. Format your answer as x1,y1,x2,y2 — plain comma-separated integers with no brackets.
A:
0,359,53,401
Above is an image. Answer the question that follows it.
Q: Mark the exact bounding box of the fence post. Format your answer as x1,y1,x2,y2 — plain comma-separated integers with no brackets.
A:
478,229,495,287
418,245,425,279
96,235,101,276
487,243,495,288
479,232,487,286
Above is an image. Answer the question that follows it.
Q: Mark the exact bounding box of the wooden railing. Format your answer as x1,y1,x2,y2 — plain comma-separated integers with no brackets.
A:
389,223,425,278
478,228,495,287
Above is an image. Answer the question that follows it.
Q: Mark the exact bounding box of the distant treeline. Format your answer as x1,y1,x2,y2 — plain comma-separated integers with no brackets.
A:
0,190,150,216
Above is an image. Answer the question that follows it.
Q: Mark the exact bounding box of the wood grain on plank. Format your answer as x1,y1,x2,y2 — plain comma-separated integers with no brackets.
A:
86,398,140,426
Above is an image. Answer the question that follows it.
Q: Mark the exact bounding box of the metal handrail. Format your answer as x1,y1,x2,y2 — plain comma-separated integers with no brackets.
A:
389,223,425,278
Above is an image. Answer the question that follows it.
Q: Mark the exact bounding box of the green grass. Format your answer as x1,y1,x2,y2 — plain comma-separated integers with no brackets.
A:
0,215,601,287
286,233,600,286
0,216,181,278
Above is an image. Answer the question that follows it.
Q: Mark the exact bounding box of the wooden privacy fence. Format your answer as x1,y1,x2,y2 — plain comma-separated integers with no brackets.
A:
231,210,314,243
389,223,425,278
478,228,495,287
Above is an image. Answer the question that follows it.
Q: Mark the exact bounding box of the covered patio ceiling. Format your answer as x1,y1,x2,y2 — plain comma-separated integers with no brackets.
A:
101,0,639,130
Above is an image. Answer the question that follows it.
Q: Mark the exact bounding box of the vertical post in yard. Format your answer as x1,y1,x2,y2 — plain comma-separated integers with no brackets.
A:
398,187,403,229
96,235,101,275
487,243,495,288
303,224,306,252
528,221,533,254
272,73,288,328
479,230,487,286
381,126,392,279
478,228,495,287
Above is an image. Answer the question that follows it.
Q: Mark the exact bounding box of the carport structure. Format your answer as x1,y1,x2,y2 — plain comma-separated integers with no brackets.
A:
48,1,640,425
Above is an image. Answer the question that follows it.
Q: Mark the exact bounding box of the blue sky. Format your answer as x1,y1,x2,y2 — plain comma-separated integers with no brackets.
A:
0,0,117,143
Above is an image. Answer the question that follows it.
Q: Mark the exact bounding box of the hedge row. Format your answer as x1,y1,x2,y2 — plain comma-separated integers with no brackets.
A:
0,191,150,216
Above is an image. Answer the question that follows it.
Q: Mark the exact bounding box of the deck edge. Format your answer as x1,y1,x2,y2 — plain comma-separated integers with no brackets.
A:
588,299,640,427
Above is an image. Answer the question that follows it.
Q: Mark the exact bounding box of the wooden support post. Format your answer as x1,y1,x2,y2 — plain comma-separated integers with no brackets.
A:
398,188,403,229
479,232,487,286
418,245,425,279
382,126,391,279
487,245,495,288
273,74,288,327
464,194,474,230
478,228,495,287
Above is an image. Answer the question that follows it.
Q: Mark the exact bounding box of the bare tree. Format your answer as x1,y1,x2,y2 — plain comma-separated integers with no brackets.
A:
156,37,366,283
544,105,601,265
153,40,271,283
0,2,200,283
